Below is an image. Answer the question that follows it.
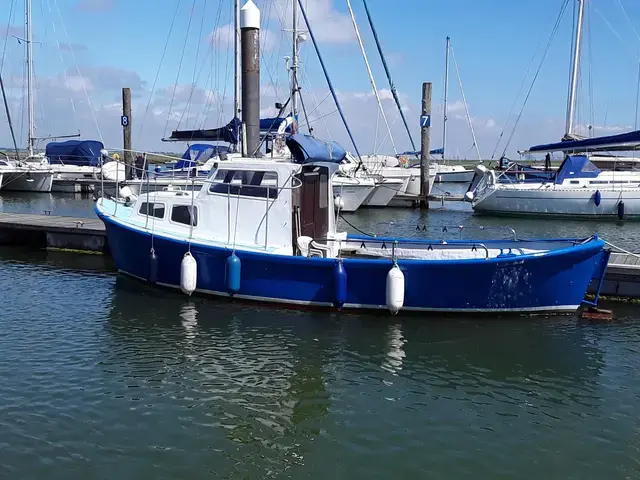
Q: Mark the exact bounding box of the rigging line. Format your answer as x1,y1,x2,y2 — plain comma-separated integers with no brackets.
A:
52,0,103,141
615,0,640,45
491,6,557,160
501,0,570,158
164,0,197,138
298,107,338,127
178,0,209,130
587,3,594,132
139,0,182,136
0,70,20,159
297,85,313,134
46,0,77,115
345,0,397,155
1,0,17,72
198,0,225,129
450,45,480,161
299,69,333,139
297,0,359,156
361,0,415,152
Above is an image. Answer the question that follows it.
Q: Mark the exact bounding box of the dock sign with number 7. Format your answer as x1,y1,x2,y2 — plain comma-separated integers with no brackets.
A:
420,115,431,128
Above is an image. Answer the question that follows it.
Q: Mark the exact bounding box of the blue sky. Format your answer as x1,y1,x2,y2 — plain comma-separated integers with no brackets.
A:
2,0,640,158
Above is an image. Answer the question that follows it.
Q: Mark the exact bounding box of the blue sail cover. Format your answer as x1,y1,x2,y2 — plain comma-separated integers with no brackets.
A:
45,140,104,166
166,117,241,144
260,116,294,133
286,134,346,164
528,130,640,153
554,155,601,184
173,144,232,170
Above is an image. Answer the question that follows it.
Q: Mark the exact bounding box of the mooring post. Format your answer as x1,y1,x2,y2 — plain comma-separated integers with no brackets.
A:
419,82,432,209
240,0,260,157
122,87,133,179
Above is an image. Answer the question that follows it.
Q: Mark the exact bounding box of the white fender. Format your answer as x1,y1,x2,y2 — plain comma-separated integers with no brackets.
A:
334,195,345,210
180,252,197,295
386,264,405,314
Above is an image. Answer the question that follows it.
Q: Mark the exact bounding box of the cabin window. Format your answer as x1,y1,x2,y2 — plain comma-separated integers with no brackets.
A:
318,172,328,208
139,202,165,219
171,205,198,226
209,169,279,199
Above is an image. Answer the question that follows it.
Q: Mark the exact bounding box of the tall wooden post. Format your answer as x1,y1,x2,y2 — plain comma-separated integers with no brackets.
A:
122,87,133,179
419,82,432,209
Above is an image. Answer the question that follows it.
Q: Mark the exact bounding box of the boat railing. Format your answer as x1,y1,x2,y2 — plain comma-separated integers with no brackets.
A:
314,236,491,260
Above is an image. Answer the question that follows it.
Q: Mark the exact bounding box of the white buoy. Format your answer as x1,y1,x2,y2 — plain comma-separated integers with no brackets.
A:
386,264,405,315
334,195,345,210
180,252,198,295
464,191,474,202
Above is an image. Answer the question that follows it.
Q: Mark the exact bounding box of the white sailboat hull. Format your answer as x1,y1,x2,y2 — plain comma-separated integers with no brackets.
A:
362,179,405,207
333,181,375,212
473,186,640,218
1,170,53,192
434,169,474,183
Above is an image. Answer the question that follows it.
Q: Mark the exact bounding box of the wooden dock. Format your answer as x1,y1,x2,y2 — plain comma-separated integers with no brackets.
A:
595,252,640,298
0,213,107,253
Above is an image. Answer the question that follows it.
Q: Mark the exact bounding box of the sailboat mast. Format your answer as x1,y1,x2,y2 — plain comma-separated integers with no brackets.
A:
565,0,585,138
26,0,35,157
442,36,450,160
291,0,299,133
233,0,241,151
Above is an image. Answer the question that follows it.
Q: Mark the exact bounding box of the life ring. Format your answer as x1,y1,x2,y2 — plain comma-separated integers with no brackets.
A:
399,155,407,167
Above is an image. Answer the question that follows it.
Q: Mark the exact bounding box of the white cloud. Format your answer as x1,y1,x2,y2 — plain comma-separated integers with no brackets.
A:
270,0,355,44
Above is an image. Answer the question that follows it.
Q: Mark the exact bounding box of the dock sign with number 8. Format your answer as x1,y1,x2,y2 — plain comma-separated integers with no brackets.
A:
121,115,129,127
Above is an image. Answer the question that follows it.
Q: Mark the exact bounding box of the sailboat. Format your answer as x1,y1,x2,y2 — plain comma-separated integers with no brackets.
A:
467,0,640,219
95,0,609,314
433,36,475,183
0,0,56,192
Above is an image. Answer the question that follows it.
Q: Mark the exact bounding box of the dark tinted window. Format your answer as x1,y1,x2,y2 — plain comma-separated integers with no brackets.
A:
171,205,198,226
209,169,278,199
139,202,165,219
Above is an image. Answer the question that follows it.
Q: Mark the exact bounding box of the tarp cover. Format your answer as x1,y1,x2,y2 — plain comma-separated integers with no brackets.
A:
166,117,241,144
286,134,346,164
554,155,601,184
173,144,231,169
45,140,104,166
528,130,640,153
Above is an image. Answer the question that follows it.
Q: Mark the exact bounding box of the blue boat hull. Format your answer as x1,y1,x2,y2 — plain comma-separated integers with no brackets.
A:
97,208,605,313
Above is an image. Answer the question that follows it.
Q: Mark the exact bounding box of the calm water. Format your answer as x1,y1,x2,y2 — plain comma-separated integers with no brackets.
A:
1,191,640,479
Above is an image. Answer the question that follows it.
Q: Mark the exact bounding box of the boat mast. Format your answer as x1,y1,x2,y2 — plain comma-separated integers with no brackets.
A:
26,0,35,157
234,0,241,151
442,36,450,160
291,0,299,133
565,0,585,138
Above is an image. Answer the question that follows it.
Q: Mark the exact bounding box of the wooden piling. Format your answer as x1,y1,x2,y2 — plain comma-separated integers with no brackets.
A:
420,82,432,209
122,87,133,179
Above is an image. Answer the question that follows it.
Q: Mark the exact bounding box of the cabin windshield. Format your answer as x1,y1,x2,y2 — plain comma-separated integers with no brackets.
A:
208,168,279,199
